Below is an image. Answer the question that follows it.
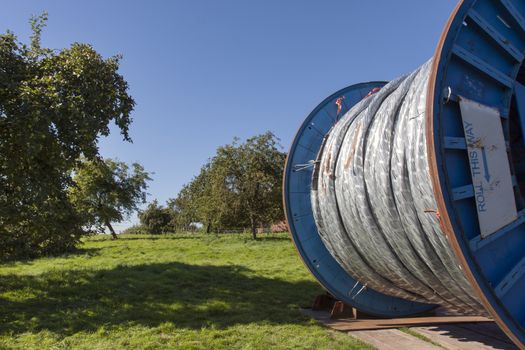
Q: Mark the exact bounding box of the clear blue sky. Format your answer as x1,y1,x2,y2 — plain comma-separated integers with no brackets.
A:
1,0,458,230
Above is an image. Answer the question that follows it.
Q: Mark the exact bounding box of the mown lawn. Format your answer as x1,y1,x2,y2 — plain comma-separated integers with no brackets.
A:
0,233,373,350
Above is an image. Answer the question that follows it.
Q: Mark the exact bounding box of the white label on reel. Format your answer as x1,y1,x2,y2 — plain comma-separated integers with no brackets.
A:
459,97,517,238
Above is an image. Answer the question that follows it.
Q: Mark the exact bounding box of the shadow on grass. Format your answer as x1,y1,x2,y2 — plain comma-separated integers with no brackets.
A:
62,247,102,257
113,235,201,241
254,235,291,242
0,247,102,266
0,262,320,336
112,234,291,242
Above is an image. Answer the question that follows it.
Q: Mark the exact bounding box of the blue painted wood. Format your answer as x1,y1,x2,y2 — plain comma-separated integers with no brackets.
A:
469,209,525,251
468,9,524,62
444,137,509,150
514,82,525,146
444,137,467,150
452,44,515,87
452,176,517,201
443,93,510,118
433,0,525,346
494,255,525,297
453,184,475,200
500,0,525,33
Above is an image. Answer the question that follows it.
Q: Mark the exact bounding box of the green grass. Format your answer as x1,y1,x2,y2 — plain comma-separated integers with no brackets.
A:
0,233,374,350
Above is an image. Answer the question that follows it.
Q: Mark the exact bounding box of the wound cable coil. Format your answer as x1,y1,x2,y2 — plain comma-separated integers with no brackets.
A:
311,60,485,314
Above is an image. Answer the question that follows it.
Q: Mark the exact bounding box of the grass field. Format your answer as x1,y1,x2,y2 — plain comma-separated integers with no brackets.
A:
0,233,373,350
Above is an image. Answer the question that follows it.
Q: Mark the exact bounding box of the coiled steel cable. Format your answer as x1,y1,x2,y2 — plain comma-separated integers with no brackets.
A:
311,60,485,314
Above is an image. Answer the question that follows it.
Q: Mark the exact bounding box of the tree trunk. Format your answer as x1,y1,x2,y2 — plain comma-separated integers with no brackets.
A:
250,216,257,240
106,221,118,240
206,222,211,234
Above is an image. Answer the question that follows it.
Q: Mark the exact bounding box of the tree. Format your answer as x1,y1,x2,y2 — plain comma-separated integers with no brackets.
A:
171,132,285,238
169,164,221,233
217,132,286,239
167,183,198,232
191,163,238,233
0,14,135,258
176,166,213,232
69,158,150,239
139,200,173,234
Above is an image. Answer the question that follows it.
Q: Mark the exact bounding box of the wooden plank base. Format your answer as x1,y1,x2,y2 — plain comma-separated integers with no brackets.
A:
351,329,442,350
412,324,517,350
301,308,518,349
301,308,492,331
